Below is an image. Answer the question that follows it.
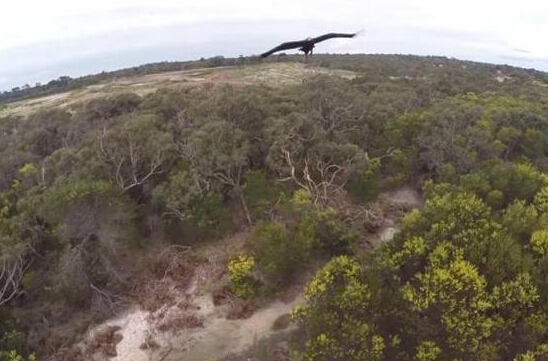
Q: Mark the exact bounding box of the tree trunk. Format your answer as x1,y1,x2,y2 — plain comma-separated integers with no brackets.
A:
237,187,253,227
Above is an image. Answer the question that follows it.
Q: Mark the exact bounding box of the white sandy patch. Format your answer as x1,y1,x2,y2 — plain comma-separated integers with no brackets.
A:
367,187,423,248
383,186,423,207
107,309,151,361
84,307,153,361
84,292,299,361
165,295,300,361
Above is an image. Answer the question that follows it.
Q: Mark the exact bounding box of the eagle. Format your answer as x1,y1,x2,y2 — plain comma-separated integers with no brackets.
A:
260,32,358,58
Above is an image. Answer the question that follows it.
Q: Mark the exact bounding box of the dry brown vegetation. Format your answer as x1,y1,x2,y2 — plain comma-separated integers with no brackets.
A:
51,325,122,361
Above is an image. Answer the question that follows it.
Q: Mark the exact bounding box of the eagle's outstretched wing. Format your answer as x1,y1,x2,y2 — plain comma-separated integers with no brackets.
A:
260,40,308,58
312,32,357,44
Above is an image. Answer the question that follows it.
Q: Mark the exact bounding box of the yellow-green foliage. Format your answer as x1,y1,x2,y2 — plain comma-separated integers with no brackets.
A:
533,186,548,214
298,186,548,361
491,273,539,310
387,236,427,269
403,245,493,353
513,344,548,361
0,351,36,361
397,191,500,267
228,254,256,299
486,189,504,209
415,341,441,361
291,189,313,207
17,164,36,177
48,179,113,205
294,256,384,361
247,190,354,288
530,230,548,256
502,200,539,240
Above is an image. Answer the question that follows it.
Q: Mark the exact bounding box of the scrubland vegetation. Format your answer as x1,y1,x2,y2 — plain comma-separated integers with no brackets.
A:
2,54,548,360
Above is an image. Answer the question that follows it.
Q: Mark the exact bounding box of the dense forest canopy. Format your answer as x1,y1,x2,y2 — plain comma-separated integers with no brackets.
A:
2,54,548,360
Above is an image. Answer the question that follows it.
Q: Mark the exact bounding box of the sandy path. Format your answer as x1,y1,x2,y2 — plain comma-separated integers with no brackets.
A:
86,294,299,361
103,309,151,361
164,295,300,361
367,186,423,248
384,186,423,207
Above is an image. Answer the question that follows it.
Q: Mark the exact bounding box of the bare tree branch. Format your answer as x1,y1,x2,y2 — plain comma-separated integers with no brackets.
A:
0,254,24,306
97,124,167,191
280,148,355,206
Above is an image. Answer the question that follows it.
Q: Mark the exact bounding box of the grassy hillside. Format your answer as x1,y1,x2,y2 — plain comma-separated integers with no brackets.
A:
0,62,356,118
2,55,548,361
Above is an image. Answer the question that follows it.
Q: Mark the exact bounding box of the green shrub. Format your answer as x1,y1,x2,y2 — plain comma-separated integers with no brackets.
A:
490,163,547,204
228,254,256,299
247,189,354,288
180,191,233,241
502,201,539,243
346,158,381,203
0,351,36,361
153,171,233,242
530,230,548,256
248,221,306,286
486,189,504,210
242,170,284,218
0,328,33,361
315,208,355,255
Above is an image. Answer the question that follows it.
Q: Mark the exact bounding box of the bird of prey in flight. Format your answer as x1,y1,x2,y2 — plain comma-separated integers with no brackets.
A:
260,32,358,58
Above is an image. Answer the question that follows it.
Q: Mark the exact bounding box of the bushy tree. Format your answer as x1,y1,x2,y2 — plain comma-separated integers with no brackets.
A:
174,119,252,224
97,114,172,192
152,169,233,241
402,245,493,356
294,256,385,361
247,221,300,286
297,188,548,360
41,179,137,305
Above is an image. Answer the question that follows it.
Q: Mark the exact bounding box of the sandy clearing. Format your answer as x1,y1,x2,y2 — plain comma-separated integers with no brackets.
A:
84,294,299,361
103,308,151,361
368,187,423,248
1,63,357,117
383,186,423,207
164,295,300,361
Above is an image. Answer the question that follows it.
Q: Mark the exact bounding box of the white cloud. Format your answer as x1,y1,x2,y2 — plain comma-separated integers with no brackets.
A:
0,0,547,90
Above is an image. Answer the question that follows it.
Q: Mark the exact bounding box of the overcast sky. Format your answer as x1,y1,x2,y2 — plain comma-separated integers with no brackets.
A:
1,0,547,91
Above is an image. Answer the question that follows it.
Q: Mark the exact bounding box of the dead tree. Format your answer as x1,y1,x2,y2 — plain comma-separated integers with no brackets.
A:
98,124,168,191
280,148,354,206
90,283,128,315
313,102,365,140
0,254,24,306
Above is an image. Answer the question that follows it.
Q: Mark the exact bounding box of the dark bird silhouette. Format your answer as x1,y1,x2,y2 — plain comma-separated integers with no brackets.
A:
260,32,358,58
